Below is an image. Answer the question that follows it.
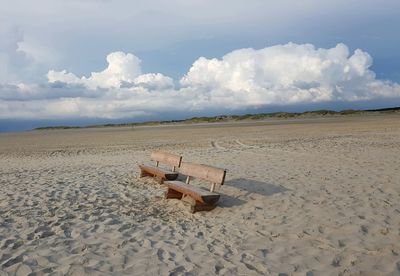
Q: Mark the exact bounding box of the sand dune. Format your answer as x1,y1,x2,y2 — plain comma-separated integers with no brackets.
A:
1,115,400,275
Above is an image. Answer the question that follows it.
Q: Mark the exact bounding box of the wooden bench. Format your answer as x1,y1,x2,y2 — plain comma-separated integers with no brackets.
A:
164,162,226,213
139,151,182,184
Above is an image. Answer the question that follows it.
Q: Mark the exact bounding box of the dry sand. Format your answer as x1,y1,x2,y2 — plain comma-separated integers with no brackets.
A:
1,114,400,275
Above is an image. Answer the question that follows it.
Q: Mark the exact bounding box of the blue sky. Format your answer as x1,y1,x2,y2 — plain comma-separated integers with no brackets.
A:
1,0,400,131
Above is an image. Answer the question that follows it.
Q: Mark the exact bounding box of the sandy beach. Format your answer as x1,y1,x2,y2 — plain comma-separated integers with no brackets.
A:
1,114,400,275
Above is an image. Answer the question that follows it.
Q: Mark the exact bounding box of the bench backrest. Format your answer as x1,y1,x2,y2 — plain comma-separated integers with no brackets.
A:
179,162,226,187
151,151,182,171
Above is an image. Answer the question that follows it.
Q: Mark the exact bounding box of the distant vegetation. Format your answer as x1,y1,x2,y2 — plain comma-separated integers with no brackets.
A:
34,107,400,130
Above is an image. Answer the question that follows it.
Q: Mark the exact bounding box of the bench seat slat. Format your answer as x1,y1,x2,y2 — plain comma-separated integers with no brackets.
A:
164,181,220,205
139,165,179,180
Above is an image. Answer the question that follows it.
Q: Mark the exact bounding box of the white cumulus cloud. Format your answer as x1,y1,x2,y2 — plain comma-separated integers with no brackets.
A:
0,43,400,121
181,43,400,107
48,52,142,89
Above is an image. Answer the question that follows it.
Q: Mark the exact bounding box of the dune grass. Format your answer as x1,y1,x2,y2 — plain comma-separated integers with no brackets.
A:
34,107,399,130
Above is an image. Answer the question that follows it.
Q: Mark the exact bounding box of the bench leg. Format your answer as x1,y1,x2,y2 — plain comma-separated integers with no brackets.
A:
165,188,183,199
181,195,217,213
190,202,217,213
140,169,152,178
140,170,164,184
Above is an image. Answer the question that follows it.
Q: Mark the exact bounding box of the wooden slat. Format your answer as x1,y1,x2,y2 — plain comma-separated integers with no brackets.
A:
164,181,220,205
191,202,217,213
150,151,182,168
139,165,179,180
178,162,226,185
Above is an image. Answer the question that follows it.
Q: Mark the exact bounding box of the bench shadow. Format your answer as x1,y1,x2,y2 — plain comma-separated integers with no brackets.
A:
171,177,287,208
174,175,247,208
218,194,247,208
224,178,289,198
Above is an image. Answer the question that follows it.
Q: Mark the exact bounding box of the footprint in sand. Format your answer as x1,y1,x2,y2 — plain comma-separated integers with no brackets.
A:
2,254,24,269
210,140,226,150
